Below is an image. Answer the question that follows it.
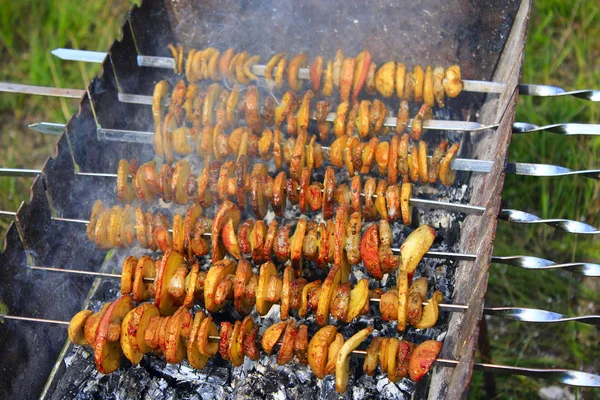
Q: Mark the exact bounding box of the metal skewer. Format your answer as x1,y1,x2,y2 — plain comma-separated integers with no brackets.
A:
2,82,598,179
23,264,600,325
10,117,600,180
50,48,600,102
1,312,599,387
3,82,599,136
1,207,596,274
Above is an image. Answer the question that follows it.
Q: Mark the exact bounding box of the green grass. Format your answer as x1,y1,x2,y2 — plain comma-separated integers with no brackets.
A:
0,0,598,398
0,0,139,239
470,0,600,398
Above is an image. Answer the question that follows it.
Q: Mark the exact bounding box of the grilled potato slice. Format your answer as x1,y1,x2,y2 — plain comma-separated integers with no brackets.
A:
363,336,383,376
68,310,92,345
277,320,298,365
335,327,374,393
400,225,436,281
316,264,342,326
414,291,443,329
346,278,369,322
165,306,190,363
409,340,442,381
198,315,219,356
187,311,209,369
154,250,185,316
261,321,286,355
256,261,278,315
128,303,160,362
120,256,136,295
308,325,337,379
204,259,236,313
324,332,344,375
94,296,133,374
375,61,396,98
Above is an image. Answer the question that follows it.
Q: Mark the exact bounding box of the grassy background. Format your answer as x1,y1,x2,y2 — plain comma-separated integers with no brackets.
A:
0,0,598,398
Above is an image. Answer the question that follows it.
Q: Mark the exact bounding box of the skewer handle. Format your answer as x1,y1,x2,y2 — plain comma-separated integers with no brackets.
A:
499,209,600,235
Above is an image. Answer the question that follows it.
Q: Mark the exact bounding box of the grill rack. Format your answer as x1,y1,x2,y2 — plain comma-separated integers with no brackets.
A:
0,0,598,398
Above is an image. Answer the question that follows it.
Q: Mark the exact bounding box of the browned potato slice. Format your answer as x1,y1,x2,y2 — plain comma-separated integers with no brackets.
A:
363,337,383,376
316,264,343,326
409,340,442,381
400,225,436,280
444,65,463,98
324,332,344,375
261,321,286,354
204,259,236,313
228,320,244,367
120,256,137,295
154,250,185,316
335,327,374,393
359,223,382,280
418,141,429,182
94,296,133,374
84,303,110,346
211,200,241,263
423,66,434,106
68,309,92,345
172,214,184,254
222,218,242,260
380,290,398,321
414,291,443,329
234,258,255,315
280,266,294,320
329,283,351,322
400,182,413,225
308,325,337,379
187,311,209,369
345,278,369,322
277,320,298,365
120,309,139,365
375,61,396,97
172,160,191,205
198,315,219,356
256,261,278,315
344,211,362,265
133,256,155,303
397,264,409,332
290,217,307,274
294,324,309,365
433,66,445,107
129,303,160,356
386,338,401,382
165,306,190,363
300,280,322,317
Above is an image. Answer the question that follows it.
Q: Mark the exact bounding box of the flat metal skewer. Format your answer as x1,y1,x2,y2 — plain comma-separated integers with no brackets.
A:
3,82,599,136
51,48,600,102
15,120,600,180
1,312,599,387
23,264,600,325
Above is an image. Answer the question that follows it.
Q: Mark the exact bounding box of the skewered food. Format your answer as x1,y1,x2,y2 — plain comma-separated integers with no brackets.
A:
169,45,463,105
88,200,436,282
69,301,442,391
83,240,442,329
116,145,457,221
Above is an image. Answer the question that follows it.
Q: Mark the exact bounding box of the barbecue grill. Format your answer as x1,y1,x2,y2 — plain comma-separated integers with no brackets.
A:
0,0,598,398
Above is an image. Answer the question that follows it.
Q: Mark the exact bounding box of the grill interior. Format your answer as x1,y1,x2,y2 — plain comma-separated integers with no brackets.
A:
0,0,532,398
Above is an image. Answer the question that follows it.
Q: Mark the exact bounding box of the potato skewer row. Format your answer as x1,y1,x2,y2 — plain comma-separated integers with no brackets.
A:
88,199,437,281
118,147,456,222
168,45,463,105
152,81,460,185
154,80,437,145
106,245,444,331
69,297,442,392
